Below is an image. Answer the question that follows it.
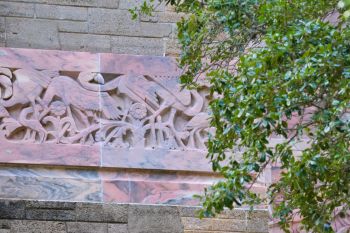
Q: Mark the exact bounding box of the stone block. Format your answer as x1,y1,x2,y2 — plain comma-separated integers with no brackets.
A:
0,200,25,219
0,17,5,32
0,1,34,17
58,21,88,33
5,18,60,49
111,36,164,56
66,222,107,233
8,0,119,8
246,219,269,233
141,12,185,23
25,200,76,210
35,4,88,21
181,217,247,232
178,206,202,217
10,220,66,233
107,223,128,233
88,8,172,38
25,209,76,221
119,0,165,11
128,205,183,233
76,203,128,223
165,38,181,56
59,32,111,52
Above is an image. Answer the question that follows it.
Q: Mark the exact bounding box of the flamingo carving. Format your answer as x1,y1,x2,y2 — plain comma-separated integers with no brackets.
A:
42,73,122,121
79,73,205,147
0,68,58,118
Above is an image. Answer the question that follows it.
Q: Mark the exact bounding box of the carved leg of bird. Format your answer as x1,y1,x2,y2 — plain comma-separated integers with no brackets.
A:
164,108,187,149
23,128,32,142
156,116,164,146
147,103,170,147
194,129,206,150
66,105,78,131
74,108,89,127
187,129,196,149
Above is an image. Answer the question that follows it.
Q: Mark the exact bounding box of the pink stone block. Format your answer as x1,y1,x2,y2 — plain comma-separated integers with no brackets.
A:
99,53,180,76
101,147,211,172
0,47,99,71
0,141,100,167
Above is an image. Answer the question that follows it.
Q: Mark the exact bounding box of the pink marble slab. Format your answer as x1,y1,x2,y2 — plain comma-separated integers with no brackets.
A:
99,53,181,76
101,147,212,172
102,179,206,205
0,141,100,167
0,47,99,71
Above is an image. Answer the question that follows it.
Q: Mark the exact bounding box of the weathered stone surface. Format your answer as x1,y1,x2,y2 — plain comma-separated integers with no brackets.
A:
0,17,5,32
66,222,108,233
107,223,128,233
58,21,88,33
6,0,119,8
88,8,172,37
119,0,165,11
76,203,128,223
25,200,76,210
128,205,183,233
35,4,88,21
111,36,164,56
5,18,60,49
59,33,111,52
0,200,25,219
10,220,66,233
246,219,269,233
0,1,34,17
25,209,76,221
181,217,247,232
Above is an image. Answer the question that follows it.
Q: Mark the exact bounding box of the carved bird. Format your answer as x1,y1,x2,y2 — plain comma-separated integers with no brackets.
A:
42,75,122,120
0,68,59,118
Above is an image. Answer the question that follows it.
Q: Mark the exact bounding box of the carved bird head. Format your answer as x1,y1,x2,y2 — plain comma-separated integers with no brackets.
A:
93,73,105,85
0,67,13,99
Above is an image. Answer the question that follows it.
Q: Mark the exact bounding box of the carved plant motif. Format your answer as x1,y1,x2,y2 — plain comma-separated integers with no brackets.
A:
0,67,210,151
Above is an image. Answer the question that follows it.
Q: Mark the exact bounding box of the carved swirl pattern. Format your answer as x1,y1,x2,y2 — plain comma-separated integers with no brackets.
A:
0,67,210,151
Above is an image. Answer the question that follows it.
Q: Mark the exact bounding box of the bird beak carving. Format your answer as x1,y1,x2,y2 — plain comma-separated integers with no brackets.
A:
0,67,12,79
94,73,105,85
0,75,13,99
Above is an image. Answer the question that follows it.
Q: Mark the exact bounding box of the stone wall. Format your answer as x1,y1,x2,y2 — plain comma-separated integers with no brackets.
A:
0,199,269,233
0,0,181,56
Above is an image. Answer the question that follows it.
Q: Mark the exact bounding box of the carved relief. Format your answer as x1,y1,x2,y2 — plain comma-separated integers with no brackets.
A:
0,67,210,151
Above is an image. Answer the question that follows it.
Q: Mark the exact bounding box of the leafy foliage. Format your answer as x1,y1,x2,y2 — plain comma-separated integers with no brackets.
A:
132,0,350,232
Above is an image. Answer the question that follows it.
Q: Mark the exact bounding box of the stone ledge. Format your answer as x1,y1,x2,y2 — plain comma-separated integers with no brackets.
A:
0,199,269,233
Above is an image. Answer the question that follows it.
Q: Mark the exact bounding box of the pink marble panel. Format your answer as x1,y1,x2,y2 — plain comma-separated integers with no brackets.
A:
101,147,212,172
0,47,99,71
102,179,206,205
0,141,100,167
99,53,181,76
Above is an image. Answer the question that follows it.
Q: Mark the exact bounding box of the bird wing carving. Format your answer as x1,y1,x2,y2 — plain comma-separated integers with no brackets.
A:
99,92,122,120
14,68,52,88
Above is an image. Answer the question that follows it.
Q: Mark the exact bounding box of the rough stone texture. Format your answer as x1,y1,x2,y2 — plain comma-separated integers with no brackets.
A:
0,0,179,55
5,18,60,49
35,4,88,21
59,32,111,52
0,1,35,18
111,36,164,55
128,205,183,233
0,199,269,233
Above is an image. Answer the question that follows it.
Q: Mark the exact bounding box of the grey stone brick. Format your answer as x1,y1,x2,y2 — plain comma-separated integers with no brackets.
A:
10,220,66,233
181,217,247,232
35,4,88,21
7,0,119,8
58,21,88,33
111,36,164,56
5,18,60,49
25,200,76,210
0,17,5,32
119,0,165,12
107,223,128,233
128,205,183,233
59,32,111,52
66,222,107,233
76,203,128,223
88,8,172,38
25,209,76,221
0,1,34,17
0,200,25,219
